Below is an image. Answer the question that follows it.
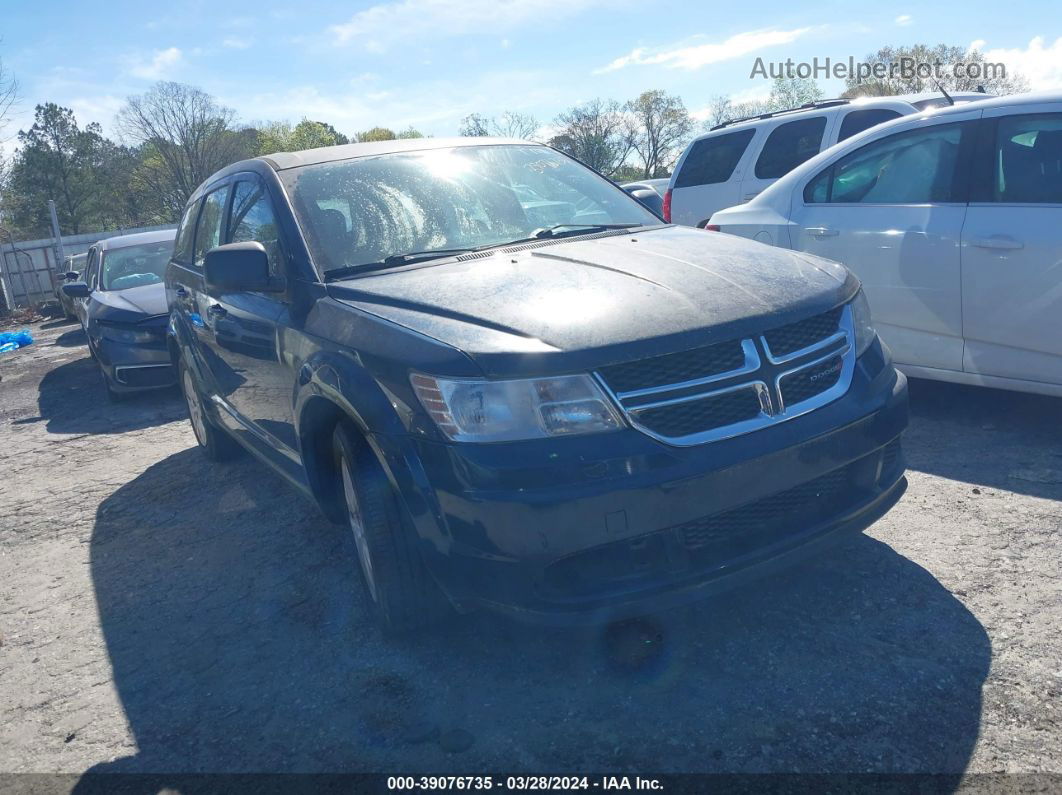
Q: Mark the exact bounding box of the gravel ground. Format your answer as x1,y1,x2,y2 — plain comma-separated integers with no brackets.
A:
1,317,1060,782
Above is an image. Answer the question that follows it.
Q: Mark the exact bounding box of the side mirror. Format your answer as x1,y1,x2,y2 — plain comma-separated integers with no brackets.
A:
204,242,283,294
61,271,80,281
62,282,90,298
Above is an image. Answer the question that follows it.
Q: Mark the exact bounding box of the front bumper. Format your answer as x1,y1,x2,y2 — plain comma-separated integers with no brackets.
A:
95,336,176,392
400,342,909,624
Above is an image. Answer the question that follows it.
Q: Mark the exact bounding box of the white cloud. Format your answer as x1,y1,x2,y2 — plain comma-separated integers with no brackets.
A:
329,0,606,50
894,14,912,26
129,47,183,79
596,27,813,73
222,37,252,50
981,36,1062,90
969,39,987,52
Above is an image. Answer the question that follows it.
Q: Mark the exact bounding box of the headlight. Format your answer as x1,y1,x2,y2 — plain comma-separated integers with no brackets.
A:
410,373,624,442
98,323,157,344
850,289,876,355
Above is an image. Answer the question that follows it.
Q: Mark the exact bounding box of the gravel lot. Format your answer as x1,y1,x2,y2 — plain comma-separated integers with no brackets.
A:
1,317,1060,781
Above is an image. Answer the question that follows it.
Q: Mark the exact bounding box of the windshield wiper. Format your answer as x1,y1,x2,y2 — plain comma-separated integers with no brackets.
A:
529,223,644,239
323,248,476,280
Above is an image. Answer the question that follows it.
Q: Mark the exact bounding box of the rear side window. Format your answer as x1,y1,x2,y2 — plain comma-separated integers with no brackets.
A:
229,180,283,275
804,122,966,204
755,117,827,179
674,130,755,188
193,185,230,268
838,109,903,142
992,114,1062,204
173,201,200,264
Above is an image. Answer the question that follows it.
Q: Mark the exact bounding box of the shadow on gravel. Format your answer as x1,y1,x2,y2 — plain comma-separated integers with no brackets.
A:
40,317,80,331
906,377,1062,499
29,356,184,435
54,326,87,347
80,447,990,781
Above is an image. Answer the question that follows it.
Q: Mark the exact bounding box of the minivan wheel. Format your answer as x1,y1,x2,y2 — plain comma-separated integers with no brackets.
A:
179,360,241,462
332,421,451,634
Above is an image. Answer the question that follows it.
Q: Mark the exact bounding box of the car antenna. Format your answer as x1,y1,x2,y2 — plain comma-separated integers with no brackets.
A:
934,80,955,106
976,84,987,94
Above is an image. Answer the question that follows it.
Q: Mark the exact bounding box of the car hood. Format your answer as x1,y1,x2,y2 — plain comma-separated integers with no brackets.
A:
328,225,858,376
91,282,168,322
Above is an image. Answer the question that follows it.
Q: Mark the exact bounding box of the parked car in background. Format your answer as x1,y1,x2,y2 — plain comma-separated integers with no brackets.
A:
620,178,668,216
709,91,1062,398
664,92,992,228
62,229,177,400
55,252,87,320
168,137,907,633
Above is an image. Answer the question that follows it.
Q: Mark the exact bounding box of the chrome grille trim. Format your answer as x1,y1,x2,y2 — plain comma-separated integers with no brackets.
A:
595,305,856,447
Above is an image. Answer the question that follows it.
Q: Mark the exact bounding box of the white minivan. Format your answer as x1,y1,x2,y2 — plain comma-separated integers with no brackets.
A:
664,93,991,227
709,91,1062,397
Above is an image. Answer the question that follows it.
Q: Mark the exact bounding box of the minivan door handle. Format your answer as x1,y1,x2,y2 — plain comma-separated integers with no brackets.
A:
972,235,1024,250
175,286,189,298
742,192,761,201
805,227,839,238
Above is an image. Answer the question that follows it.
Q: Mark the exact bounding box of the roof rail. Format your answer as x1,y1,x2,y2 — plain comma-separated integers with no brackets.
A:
708,98,850,131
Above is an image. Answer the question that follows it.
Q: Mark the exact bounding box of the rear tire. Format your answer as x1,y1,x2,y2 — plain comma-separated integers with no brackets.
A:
179,360,241,462
332,421,451,634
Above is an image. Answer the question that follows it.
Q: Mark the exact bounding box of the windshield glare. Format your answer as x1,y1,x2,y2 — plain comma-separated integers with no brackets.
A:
282,145,659,274
101,241,173,291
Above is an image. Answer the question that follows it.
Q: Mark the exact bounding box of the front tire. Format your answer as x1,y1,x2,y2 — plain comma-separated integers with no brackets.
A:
332,421,451,634
179,360,241,462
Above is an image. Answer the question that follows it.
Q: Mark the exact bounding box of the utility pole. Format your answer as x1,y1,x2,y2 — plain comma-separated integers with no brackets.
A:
48,200,67,270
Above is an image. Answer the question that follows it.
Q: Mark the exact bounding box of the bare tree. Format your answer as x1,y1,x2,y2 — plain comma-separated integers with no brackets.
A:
625,90,692,178
706,77,825,129
550,99,634,177
116,81,252,217
459,111,539,140
0,53,17,140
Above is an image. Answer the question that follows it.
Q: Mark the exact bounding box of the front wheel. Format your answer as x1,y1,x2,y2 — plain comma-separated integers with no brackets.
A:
333,421,451,634
179,360,241,462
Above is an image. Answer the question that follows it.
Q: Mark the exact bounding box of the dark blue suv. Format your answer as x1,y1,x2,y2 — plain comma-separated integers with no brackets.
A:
166,138,908,632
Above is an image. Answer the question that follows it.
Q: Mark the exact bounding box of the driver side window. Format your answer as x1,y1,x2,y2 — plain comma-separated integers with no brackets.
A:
193,185,230,268
805,122,967,204
228,179,283,275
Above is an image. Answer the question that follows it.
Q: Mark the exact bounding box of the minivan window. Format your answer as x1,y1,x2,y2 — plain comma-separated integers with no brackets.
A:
229,180,283,275
674,129,756,188
804,122,966,204
838,109,903,142
193,186,230,268
173,200,199,264
993,114,1062,204
282,144,657,274
755,117,827,179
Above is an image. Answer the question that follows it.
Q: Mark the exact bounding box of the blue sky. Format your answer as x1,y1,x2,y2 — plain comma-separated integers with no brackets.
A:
2,0,1061,145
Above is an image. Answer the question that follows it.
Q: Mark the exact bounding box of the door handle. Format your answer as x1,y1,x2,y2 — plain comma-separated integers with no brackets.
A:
742,192,761,201
805,227,839,237
972,235,1023,250
175,286,189,298
207,304,228,318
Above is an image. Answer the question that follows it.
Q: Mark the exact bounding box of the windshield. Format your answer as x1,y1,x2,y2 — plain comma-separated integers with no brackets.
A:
281,144,659,275
100,241,173,291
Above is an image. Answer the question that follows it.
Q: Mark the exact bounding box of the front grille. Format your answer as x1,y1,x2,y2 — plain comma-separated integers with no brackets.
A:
598,339,746,393
779,354,844,407
634,387,762,437
596,304,852,445
115,365,174,387
762,306,844,358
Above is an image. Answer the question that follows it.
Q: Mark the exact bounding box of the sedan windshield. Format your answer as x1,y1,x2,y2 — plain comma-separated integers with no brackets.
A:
101,241,173,291
281,144,660,276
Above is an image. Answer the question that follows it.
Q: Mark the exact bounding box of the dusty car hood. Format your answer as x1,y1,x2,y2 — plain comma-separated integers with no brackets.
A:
328,225,858,376
91,282,168,322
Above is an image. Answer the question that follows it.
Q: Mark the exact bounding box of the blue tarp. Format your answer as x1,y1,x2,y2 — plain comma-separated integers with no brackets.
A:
0,329,34,353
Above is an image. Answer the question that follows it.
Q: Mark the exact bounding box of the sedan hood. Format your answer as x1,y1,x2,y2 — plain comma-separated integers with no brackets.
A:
328,225,858,376
92,282,168,322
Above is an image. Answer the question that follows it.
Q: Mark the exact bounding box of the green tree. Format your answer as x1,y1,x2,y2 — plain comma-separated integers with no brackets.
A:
4,104,108,237
356,126,397,142
841,44,1028,97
